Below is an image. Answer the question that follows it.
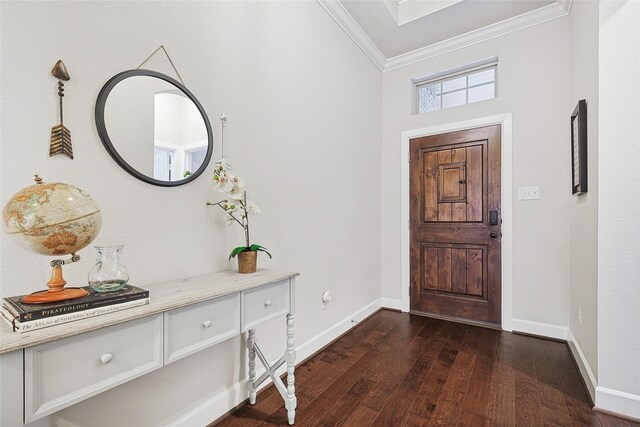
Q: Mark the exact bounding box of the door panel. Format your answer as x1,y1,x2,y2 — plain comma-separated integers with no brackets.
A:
420,244,486,297
422,143,485,223
410,125,501,326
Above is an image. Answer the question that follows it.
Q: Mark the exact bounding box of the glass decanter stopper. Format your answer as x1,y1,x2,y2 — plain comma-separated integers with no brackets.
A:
88,245,129,292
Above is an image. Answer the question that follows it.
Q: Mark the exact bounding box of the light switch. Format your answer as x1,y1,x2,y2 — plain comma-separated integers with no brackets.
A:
517,186,540,200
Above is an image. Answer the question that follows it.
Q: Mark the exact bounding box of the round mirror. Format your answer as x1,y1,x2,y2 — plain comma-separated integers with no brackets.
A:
95,70,213,186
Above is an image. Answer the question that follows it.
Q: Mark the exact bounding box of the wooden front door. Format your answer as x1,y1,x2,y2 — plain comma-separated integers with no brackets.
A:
410,125,501,326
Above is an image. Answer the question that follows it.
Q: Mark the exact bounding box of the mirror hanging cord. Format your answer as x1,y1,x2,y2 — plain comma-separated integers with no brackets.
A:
137,45,185,86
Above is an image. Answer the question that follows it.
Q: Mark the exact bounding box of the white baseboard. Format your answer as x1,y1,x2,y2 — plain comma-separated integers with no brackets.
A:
166,379,248,427
511,318,568,340
381,297,402,311
596,387,640,420
167,298,383,427
296,298,383,362
567,329,597,402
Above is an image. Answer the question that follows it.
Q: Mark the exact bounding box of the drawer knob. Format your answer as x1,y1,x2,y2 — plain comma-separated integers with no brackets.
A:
264,299,272,307
100,353,113,364
202,320,212,328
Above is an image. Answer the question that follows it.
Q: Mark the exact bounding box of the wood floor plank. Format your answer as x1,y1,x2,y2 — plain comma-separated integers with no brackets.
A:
260,391,314,426
297,312,402,401
429,325,481,426
225,311,400,426
359,335,428,412
342,404,379,426
234,387,283,423
369,336,433,425
404,322,470,423
484,383,515,427
214,311,636,427
547,339,601,426
533,338,573,426
318,310,394,365
290,314,422,425
513,333,544,427
458,327,500,426
349,316,431,412
313,378,375,426
484,331,515,426
374,318,455,426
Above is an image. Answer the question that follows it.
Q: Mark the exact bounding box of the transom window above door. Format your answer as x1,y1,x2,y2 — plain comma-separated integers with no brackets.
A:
414,60,497,114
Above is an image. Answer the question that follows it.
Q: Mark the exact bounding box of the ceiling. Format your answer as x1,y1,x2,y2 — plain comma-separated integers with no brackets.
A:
341,0,556,58
382,0,465,26
318,0,571,71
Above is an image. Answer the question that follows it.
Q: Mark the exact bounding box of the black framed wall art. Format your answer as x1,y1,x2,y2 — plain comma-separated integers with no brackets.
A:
571,99,588,195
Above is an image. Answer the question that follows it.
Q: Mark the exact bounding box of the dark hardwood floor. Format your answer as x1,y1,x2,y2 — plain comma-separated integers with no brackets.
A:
214,310,639,427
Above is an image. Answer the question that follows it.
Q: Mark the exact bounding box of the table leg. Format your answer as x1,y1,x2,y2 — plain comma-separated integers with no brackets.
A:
247,328,256,404
286,313,297,425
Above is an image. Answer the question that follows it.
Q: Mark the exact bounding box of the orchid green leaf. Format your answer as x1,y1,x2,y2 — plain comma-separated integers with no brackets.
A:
249,244,272,259
229,246,248,260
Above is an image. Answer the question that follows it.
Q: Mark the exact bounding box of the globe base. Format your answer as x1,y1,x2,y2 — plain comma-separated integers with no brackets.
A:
21,265,89,304
22,287,89,304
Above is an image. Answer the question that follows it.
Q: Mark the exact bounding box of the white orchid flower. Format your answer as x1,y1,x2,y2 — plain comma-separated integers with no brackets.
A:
212,171,224,190
228,186,245,200
214,171,234,193
245,200,261,214
231,175,244,189
220,216,234,226
222,181,234,193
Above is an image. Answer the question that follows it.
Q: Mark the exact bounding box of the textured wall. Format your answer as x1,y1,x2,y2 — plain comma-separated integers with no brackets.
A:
0,1,382,425
597,0,640,407
568,0,599,383
381,17,572,329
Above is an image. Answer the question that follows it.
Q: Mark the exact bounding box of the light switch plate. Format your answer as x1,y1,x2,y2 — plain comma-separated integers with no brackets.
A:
517,186,540,200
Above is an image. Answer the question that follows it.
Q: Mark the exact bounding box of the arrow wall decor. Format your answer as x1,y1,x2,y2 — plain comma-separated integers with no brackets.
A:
49,60,73,159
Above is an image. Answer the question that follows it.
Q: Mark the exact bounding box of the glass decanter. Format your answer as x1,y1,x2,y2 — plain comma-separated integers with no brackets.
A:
88,245,129,292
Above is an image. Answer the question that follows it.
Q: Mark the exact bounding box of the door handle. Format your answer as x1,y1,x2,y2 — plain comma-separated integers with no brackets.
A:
490,232,498,239
489,210,499,225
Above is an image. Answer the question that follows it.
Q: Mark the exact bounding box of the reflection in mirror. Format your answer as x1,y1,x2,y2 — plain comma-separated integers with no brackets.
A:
96,70,213,187
152,91,208,180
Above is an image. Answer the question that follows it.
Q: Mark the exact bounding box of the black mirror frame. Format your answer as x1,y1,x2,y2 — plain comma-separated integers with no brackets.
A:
95,69,213,187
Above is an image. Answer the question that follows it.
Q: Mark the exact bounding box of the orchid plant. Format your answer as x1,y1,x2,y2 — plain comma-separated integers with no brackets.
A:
206,164,272,261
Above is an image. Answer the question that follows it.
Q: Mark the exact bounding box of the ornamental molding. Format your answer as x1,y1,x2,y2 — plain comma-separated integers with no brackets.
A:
317,0,573,73
316,0,387,72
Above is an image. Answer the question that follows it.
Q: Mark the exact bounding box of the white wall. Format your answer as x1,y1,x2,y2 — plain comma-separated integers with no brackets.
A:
568,0,599,390
381,17,572,332
597,0,640,417
0,1,382,425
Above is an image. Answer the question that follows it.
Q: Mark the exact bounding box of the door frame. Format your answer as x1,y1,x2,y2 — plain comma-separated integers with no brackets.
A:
400,113,513,332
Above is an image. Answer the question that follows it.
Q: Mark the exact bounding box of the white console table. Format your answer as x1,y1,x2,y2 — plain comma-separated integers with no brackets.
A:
0,269,299,426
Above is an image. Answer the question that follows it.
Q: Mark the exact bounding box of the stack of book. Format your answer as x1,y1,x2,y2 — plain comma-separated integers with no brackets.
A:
1,285,150,333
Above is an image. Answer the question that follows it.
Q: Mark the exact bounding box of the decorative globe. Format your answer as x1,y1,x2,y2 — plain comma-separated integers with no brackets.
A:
2,176,102,257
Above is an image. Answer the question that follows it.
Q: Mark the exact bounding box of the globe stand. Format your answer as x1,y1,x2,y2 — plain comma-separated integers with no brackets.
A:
22,253,89,304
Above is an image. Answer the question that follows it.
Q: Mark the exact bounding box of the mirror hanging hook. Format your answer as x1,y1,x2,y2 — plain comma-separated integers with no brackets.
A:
216,112,231,169
136,45,185,86
220,112,226,158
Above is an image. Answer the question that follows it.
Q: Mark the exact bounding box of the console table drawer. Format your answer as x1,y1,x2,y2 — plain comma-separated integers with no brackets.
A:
242,279,290,331
164,293,240,364
24,314,163,423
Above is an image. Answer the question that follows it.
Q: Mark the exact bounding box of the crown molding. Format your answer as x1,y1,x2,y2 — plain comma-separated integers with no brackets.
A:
316,0,387,72
384,0,573,71
317,0,573,73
